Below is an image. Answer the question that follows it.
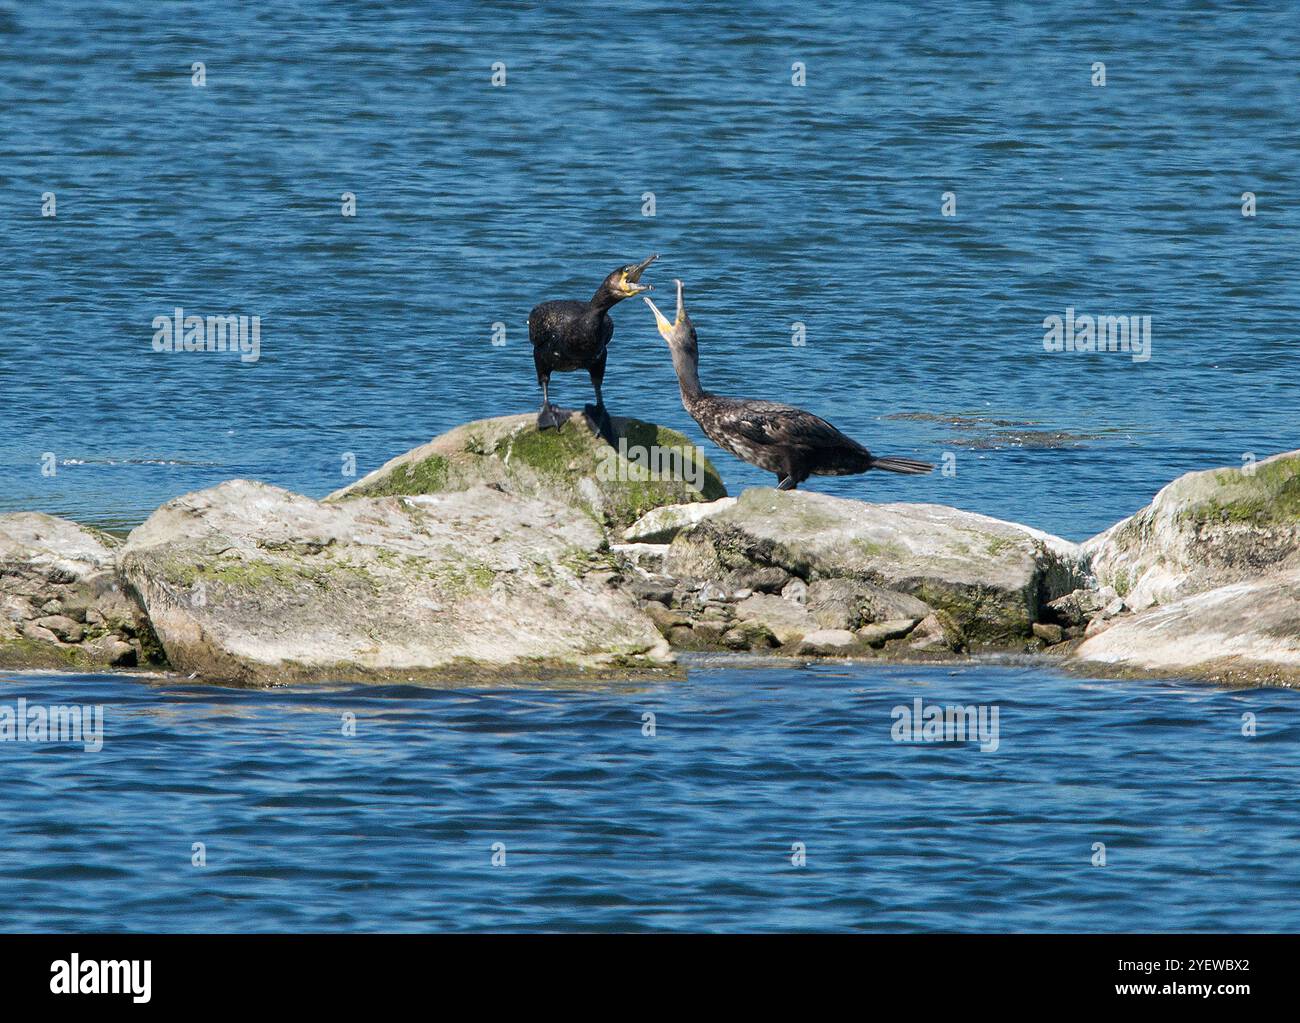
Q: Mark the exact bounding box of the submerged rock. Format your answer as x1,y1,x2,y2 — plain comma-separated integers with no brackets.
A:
1070,571,1300,686
1086,449,1300,609
664,488,1085,650
328,411,726,530
0,513,153,669
120,480,673,685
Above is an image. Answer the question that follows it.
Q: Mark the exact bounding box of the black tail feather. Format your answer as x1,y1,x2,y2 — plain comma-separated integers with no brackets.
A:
870,456,933,475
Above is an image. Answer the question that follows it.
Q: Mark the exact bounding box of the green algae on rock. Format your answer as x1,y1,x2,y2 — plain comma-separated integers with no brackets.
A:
327,410,726,529
3,428,1298,688
660,488,1086,651
0,512,158,670
1085,449,1300,610
120,479,674,686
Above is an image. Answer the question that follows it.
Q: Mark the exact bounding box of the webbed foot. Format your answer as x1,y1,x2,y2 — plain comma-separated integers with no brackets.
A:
537,404,564,431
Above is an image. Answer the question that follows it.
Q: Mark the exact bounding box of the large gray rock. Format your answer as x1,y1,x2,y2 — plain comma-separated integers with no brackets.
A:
1086,449,1300,609
0,513,151,669
1071,571,1300,686
120,480,673,685
664,488,1085,649
328,411,725,530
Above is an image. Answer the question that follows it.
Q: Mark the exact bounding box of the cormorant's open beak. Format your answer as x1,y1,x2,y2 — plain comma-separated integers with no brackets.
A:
620,253,658,296
643,279,684,340
644,296,672,338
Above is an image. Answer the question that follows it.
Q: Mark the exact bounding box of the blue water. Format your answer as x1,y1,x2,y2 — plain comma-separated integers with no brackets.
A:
3,1,1298,538
1,662,1298,933
2,2,1299,931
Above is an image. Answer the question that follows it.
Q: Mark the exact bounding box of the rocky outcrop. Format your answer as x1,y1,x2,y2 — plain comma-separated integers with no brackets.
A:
0,513,157,669
3,426,1294,688
328,411,726,530
119,480,673,685
1059,451,1300,684
1070,571,1300,687
1085,450,1300,610
647,489,1086,653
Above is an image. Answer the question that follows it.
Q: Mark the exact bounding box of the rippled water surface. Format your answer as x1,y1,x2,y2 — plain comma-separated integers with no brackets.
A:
2,663,1298,933
1,1,1298,931
2,1,1297,536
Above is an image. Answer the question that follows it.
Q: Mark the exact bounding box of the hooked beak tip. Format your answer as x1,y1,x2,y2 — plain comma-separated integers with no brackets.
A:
625,253,659,287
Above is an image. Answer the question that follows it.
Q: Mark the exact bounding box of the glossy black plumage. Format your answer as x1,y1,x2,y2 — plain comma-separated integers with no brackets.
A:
527,255,657,440
529,301,613,373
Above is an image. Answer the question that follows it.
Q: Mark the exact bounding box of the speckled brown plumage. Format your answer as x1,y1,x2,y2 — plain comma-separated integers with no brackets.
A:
645,280,933,491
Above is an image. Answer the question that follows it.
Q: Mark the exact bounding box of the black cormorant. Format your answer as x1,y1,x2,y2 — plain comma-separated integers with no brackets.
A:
644,280,933,490
528,254,658,443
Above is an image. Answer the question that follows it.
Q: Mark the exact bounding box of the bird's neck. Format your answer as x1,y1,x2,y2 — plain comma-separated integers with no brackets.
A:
672,346,705,404
588,285,622,314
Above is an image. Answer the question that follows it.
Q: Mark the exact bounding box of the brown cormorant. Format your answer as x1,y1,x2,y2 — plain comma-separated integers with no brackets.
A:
529,254,658,443
644,280,934,490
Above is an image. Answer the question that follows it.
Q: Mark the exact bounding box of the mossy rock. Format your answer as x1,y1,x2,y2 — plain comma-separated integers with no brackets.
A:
910,581,1030,651
327,411,726,530
0,635,98,670
1086,449,1300,607
1172,451,1300,527
120,479,675,686
663,488,1085,652
0,511,161,671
